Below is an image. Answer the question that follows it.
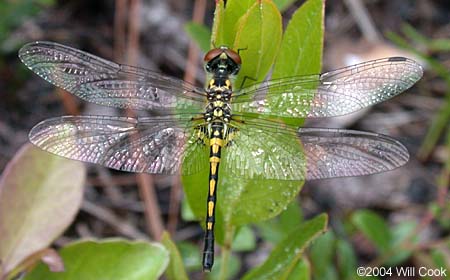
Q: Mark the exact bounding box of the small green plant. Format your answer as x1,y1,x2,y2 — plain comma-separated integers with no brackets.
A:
183,0,327,277
0,0,55,54
388,25,450,167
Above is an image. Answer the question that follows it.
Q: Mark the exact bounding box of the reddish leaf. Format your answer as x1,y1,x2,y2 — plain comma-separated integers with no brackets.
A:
0,144,85,277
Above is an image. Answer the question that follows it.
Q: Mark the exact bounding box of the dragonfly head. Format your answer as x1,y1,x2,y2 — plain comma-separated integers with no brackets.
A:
204,46,241,76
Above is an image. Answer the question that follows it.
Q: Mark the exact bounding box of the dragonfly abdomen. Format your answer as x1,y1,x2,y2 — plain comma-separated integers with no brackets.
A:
203,122,225,271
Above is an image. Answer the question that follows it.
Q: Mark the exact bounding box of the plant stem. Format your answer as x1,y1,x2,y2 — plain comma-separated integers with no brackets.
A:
218,225,235,280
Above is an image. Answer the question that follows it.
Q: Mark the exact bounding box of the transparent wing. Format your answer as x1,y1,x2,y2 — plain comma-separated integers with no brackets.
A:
298,128,409,180
224,117,409,180
223,120,307,180
232,57,423,118
29,115,209,175
19,41,205,112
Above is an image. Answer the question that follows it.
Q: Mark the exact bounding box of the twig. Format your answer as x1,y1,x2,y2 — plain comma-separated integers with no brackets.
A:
219,225,235,280
167,0,207,236
114,0,127,61
95,166,123,204
136,174,164,240
183,0,207,84
87,174,137,187
167,176,182,234
126,0,141,65
57,88,79,115
82,200,148,239
344,0,382,43
128,0,164,241
113,0,165,241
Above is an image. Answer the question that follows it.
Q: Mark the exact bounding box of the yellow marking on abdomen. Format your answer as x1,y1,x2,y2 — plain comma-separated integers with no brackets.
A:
211,162,218,175
208,201,214,217
210,156,220,163
207,222,213,230
209,179,216,196
210,138,224,147
212,145,219,154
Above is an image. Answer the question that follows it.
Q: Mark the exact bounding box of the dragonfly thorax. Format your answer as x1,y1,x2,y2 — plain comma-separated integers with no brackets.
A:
204,62,235,124
204,92,232,123
203,46,242,125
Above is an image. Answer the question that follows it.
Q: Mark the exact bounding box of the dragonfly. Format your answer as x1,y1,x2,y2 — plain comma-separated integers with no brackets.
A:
19,41,422,271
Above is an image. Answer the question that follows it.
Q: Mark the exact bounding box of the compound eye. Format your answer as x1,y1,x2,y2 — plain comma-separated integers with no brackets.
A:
204,48,223,62
224,49,241,65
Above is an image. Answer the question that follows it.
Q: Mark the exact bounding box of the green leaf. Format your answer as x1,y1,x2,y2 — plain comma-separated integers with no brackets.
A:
431,249,449,276
219,158,304,227
24,239,169,280
161,232,189,280
36,0,55,5
211,1,323,243
211,0,226,47
233,0,283,88
273,0,297,12
183,0,289,246
272,0,324,81
217,0,256,47
183,2,324,259
352,210,391,254
309,231,336,278
336,239,357,280
181,197,197,222
385,221,417,266
232,226,256,252
314,267,338,280
0,0,54,52
257,200,303,244
183,0,324,272
184,22,211,53
207,253,241,280
177,242,202,271
0,144,85,277
270,0,324,126
242,214,328,280
257,220,285,245
401,23,429,45
286,259,310,280
279,200,303,234
429,38,450,52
